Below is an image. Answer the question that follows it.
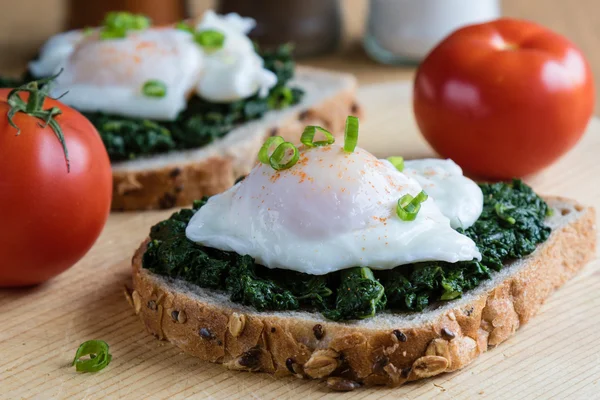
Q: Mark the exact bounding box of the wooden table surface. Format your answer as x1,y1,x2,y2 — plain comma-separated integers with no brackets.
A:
1,81,599,400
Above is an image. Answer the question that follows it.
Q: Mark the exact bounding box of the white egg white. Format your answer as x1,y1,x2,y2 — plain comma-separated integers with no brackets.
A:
402,159,483,229
186,144,482,275
29,30,85,78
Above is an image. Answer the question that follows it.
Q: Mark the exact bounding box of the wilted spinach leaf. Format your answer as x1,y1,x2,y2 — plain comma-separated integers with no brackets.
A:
324,267,386,321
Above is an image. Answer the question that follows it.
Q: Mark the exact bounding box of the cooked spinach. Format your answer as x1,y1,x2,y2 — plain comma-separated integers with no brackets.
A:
0,44,303,162
324,267,387,321
274,270,334,309
225,256,299,311
464,179,551,270
142,180,551,320
380,260,492,312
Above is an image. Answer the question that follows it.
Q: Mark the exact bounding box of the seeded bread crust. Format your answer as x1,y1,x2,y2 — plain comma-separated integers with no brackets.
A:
126,197,596,390
111,67,361,211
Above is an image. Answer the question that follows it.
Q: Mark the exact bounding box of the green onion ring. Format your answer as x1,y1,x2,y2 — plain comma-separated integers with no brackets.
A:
300,125,335,147
101,12,150,40
269,142,299,170
195,29,226,50
142,80,167,98
396,190,428,221
175,21,194,33
412,191,428,204
258,136,285,164
344,116,359,153
72,340,112,373
387,156,405,172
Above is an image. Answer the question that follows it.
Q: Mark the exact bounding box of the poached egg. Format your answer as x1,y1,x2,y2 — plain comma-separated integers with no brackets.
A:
186,144,482,275
28,11,277,120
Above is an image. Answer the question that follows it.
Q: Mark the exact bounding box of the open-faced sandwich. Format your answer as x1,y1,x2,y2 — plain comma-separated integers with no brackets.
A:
0,11,360,210
126,117,596,390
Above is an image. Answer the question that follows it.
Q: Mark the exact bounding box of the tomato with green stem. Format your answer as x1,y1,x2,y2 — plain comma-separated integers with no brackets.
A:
0,76,112,286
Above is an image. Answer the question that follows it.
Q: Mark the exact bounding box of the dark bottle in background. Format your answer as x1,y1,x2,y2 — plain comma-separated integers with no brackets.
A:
217,0,342,57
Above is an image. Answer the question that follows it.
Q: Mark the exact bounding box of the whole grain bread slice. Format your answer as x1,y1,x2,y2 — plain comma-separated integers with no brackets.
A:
111,67,361,211
126,197,596,391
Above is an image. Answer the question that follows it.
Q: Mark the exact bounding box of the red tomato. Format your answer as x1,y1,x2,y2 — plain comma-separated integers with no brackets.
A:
0,84,112,286
413,18,594,179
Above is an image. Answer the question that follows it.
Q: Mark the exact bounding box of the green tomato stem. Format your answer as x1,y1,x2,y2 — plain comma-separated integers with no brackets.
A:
5,72,70,172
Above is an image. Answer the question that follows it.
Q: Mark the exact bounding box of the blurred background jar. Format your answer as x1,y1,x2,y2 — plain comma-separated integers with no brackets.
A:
364,0,501,64
217,0,341,57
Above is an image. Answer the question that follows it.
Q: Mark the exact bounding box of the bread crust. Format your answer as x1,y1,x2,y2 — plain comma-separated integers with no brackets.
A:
111,69,361,211
128,198,596,390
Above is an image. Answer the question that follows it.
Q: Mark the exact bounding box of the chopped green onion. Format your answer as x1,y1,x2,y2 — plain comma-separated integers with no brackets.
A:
83,27,94,37
72,340,112,373
142,80,167,98
175,21,194,33
100,30,127,40
269,142,299,170
413,191,428,204
494,203,516,224
343,116,359,153
195,29,225,50
268,86,293,109
258,136,285,164
396,190,428,221
101,11,151,40
387,156,405,172
300,126,335,147
132,14,151,30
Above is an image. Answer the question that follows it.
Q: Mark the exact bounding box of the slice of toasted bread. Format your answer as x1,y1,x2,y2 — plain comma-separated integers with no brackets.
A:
127,197,596,390
111,67,361,211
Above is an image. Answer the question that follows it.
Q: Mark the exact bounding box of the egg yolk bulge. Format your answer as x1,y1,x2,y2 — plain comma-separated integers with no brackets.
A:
186,144,482,275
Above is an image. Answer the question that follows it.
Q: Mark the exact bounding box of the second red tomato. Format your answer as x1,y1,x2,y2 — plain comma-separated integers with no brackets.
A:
413,18,594,179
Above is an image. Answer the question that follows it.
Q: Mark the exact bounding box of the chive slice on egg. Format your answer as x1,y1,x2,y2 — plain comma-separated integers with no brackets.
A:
269,142,300,170
396,190,428,221
387,156,405,172
72,340,112,373
195,29,226,50
300,125,335,148
258,136,285,164
142,80,167,98
343,116,359,153
100,30,128,40
175,21,194,33
101,12,151,40
131,14,151,30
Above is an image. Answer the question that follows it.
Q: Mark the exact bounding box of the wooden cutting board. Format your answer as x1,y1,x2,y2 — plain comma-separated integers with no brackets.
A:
1,81,599,400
